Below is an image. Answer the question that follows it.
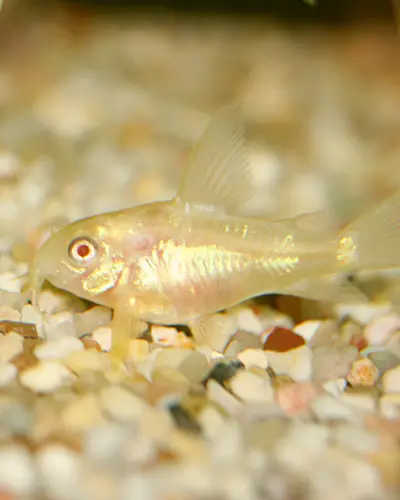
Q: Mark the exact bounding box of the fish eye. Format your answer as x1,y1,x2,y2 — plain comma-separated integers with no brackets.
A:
68,237,98,265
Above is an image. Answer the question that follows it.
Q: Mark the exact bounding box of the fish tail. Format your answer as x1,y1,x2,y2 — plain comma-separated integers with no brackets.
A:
339,190,400,272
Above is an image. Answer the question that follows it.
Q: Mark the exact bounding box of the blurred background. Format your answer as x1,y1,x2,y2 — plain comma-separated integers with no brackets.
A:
1,0,400,253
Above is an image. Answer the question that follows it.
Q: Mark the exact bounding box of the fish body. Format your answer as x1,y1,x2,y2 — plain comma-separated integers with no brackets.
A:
31,104,400,367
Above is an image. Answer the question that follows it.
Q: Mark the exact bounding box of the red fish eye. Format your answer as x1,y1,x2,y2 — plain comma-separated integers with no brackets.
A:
68,237,98,264
77,244,90,258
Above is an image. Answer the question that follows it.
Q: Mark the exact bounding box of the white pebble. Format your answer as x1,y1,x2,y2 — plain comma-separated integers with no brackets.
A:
0,331,23,364
207,379,241,416
234,308,263,334
266,345,313,382
0,362,17,386
364,312,400,346
197,405,225,440
100,386,149,422
36,444,82,500
92,326,112,351
0,444,36,496
0,305,21,321
190,313,237,352
312,395,357,421
0,151,19,179
34,336,83,360
237,348,269,369
74,306,112,336
230,371,274,403
21,304,44,336
151,325,179,345
379,393,400,419
334,303,391,325
381,365,400,394
322,378,347,396
64,349,109,373
293,319,323,342
0,271,23,292
38,290,65,314
20,361,76,393
44,311,76,339
340,393,376,413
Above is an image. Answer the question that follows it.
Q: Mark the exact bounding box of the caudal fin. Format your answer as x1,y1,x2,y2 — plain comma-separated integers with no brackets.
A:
341,190,400,272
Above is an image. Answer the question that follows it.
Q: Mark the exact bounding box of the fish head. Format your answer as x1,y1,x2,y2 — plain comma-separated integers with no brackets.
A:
30,214,126,304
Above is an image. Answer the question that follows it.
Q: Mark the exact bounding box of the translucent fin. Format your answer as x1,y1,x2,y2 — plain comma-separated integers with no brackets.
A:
278,210,338,233
286,275,368,304
176,104,253,214
341,189,400,272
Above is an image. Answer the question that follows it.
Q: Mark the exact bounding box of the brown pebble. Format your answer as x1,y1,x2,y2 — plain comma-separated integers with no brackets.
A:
81,338,102,351
263,326,305,352
12,338,41,371
0,321,37,339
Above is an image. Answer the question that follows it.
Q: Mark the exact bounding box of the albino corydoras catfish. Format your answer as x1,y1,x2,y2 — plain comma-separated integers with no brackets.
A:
30,105,400,368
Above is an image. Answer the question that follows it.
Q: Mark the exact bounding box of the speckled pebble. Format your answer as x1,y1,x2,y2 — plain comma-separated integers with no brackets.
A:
34,336,83,360
346,357,380,387
312,345,358,382
0,331,23,364
19,360,76,393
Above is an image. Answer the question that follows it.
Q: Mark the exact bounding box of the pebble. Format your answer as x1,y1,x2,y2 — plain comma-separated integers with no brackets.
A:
312,345,358,382
21,304,44,336
245,418,289,452
74,306,113,336
34,336,84,360
312,395,358,421
0,271,23,293
234,307,263,334
346,357,380,387
178,351,209,383
335,424,380,454
129,338,150,362
38,290,65,314
20,360,76,393
265,345,313,382
203,358,244,386
381,365,400,394
0,363,17,386
44,311,76,339
229,370,274,403
334,303,392,325
364,312,400,346
379,393,400,419
197,405,225,440
63,348,109,373
0,445,37,497
61,394,105,432
0,305,21,321
237,348,269,369
92,326,113,351
100,385,149,422
322,377,347,396
263,326,305,351
275,381,322,416
293,319,323,342
206,379,241,416
151,325,180,346
340,392,376,413
36,444,82,500
365,348,400,372
0,331,23,364
190,313,237,352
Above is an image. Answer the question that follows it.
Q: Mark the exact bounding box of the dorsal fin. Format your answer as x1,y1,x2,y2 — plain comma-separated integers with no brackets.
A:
176,104,254,214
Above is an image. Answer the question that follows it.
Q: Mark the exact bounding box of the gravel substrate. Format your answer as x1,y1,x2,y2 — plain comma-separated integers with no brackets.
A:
1,4,400,500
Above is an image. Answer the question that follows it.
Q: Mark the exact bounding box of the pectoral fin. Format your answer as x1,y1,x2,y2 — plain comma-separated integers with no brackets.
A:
176,104,253,214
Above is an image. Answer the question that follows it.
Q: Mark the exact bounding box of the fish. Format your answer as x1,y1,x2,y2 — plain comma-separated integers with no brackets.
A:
29,104,400,370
